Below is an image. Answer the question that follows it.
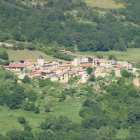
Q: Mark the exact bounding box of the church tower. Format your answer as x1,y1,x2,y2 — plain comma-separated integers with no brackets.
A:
38,55,44,66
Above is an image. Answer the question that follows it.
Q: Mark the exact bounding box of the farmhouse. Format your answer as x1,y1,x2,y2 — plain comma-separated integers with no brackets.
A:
59,50,74,55
4,63,24,71
60,72,76,83
117,61,132,71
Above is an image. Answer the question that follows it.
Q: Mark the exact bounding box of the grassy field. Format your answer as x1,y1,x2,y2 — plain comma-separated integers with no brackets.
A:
75,48,140,66
7,50,67,64
0,97,85,136
115,129,129,138
82,0,123,8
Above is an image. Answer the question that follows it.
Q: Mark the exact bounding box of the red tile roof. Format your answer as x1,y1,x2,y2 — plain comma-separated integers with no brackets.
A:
56,67,66,70
4,63,24,68
31,71,42,75
115,65,124,69
81,64,92,67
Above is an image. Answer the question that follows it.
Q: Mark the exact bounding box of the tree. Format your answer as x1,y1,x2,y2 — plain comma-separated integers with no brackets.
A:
108,54,117,60
87,67,93,74
89,74,95,81
22,75,30,84
122,69,131,77
39,79,46,87
24,123,32,132
18,116,26,124
34,106,40,114
17,43,24,50
1,51,9,60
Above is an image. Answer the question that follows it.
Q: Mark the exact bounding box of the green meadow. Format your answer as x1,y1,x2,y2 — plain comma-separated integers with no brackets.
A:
82,0,123,8
6,50,67,64
0,97,85,136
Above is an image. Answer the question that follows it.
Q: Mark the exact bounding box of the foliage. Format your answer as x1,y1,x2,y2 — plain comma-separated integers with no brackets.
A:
89,74,95,81
18,116,26,124
109,54,117,60
22,75,30,84
121,69,131,77
87,67,93,74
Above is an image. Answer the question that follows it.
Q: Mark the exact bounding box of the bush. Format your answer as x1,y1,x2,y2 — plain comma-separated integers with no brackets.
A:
121,69,131,77
34,107,40,114
18,116,26,124
89,74,95,81
87,66,93,74
22,75,30,84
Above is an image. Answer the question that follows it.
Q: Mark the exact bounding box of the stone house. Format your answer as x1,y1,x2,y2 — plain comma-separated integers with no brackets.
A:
71,66,82,73
94,59,116,68
55,67,67,75
81,57,93,64
25,59,36,65
30,71,42,78
71,58,80,66
40,71,56,79
81,73,89,83
81,63,92,69
4,63,24,71
60,72,75,83
117,61,132,71
59,50,74,55
18,60,26,64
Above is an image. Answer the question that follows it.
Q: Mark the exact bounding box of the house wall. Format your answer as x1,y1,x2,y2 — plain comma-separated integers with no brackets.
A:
81,74,89,83
71,58,80,66
60,74,72,83
5,67,24,71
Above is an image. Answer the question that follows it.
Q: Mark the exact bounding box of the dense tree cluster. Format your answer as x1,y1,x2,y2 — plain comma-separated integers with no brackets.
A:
0,0,140,53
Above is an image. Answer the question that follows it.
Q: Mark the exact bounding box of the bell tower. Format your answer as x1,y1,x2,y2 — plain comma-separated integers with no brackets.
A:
38,55,44,66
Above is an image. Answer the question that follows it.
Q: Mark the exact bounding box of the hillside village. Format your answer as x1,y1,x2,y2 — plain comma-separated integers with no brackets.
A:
4,53,140,85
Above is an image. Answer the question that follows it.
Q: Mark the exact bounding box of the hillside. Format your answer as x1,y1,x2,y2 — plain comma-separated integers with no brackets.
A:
0,0,140,53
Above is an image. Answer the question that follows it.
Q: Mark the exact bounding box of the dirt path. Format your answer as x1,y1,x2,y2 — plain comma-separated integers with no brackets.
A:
0,42,13,47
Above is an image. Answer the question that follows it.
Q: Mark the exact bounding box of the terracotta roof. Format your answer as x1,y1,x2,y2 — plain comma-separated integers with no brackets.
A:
56,67,66,70
115,65,124,69
4,63,24,68
31,71,42,75
72,66,80,68
81,64,92,67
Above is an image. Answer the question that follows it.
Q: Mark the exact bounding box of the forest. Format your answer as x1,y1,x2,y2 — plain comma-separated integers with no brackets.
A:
0,0,140,53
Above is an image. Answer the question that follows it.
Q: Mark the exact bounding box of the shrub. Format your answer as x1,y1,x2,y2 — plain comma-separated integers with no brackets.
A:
87,66,93,74
34,107,40,114
18,116,26,124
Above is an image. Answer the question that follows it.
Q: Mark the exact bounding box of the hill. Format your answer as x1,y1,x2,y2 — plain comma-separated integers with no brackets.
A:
0,0,140,53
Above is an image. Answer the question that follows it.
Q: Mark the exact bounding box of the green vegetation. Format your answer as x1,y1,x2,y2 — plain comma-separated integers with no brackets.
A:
6,50,67,64
0,0,140,54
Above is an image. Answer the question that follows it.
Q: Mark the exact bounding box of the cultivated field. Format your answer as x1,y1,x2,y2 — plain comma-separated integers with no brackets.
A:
82,0,123,8
7,50,67,64
75,48,140,66
0,97,85,135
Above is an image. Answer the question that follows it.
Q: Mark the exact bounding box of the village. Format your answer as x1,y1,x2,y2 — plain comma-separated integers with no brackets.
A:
4,52,139,85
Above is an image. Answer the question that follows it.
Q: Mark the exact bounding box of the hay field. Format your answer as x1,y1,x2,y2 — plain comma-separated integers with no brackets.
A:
7,50,67,64
83,0,123,8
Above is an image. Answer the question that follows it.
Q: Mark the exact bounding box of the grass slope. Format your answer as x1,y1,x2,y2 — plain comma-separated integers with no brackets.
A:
7,50,67,64
115,129,129,138
0,97,85,136
83,0,123,8
75,48,140,66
